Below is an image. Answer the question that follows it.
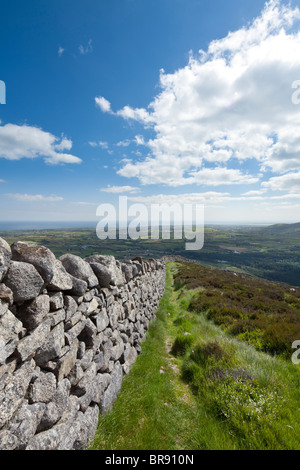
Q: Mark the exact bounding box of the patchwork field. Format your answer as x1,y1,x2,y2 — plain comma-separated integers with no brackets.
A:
1,222,300,285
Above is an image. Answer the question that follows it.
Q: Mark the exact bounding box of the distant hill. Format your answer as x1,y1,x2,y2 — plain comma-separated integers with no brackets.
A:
260,222,300,235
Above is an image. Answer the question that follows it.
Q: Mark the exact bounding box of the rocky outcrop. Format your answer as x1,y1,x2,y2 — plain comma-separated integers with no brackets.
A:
0,237,165,450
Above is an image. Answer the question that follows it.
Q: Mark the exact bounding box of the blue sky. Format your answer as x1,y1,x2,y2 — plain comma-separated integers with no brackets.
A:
1,0,300,225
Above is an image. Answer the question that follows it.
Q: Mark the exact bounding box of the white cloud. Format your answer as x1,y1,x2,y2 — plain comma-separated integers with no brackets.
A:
183,167,259,187
89,140,109,149
79,39,93,55
72,201,97,206
0,123,82,165
95,96,112,113
58,46,65,57
99,0,300,189
128,192,231,205
5,194,64,202
116,139,131,147
262,171,300,192
100,185,140,194
135,135,145,146
54,136,73,151
242,189,267,196
118,159,259,187
115,106,154,125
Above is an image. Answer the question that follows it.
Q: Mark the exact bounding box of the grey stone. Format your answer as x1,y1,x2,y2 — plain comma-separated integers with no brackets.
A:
78,318,97,349
121,263,133,282
54,396,81,450
7,401,46,449
56,408,84,450
0,309,23,345
0,359,35,428
11,243,56,284
35,322,65,368
16,319,51,362
28,371,57,404
56,339,79,381
65,310,83,331
100,361,123,414
73,405,99,450
85,255,124,286
74,363,97,411
0,429,19,450
18,294,50,330
47,259,73,291
0,237,12,282
92,373,111,404
26,427,61,450
99,339,113,373
0,299,9,317
94,351,104,371
0,336,19,364
49,308,65,327
32,395,80,449
37,379,70,431
65,318,86,345
77,341,86,359
95,308,109,332
87,297,98,315
67,360,84,387
60,254,98,288
68,274,88,296
110,332,125,361
0,284,13,306
64,295,78,319
49,292,64,310
107,302,123,329
123,344,138,367
88,262,112,288
80,349,94,371
4,261,44,303
0,360,17,381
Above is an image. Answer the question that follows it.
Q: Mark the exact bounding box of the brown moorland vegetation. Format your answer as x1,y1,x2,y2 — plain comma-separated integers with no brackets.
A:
174,262,300,358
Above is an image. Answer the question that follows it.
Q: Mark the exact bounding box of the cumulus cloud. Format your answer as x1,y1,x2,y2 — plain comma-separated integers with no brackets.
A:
95,96,112,113
5,194,64,202
262,171,300,192
115,106,154,125
116,139,131,147
0,123,82,165
128,192,231,205
100,185,140,194
97,0,300,190
72,201,98,206
89,140,109,149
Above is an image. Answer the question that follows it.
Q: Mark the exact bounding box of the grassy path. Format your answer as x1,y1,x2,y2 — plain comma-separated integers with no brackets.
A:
90,263,300,450
90,264,203,450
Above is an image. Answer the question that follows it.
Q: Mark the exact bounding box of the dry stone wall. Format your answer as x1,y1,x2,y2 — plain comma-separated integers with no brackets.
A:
0,237,165,450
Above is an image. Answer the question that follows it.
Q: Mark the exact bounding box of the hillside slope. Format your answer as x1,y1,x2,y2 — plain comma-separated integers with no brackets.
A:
90,262,300,450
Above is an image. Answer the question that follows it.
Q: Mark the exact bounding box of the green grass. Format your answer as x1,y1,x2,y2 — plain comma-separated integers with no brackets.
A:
90,265,235,450
90,262,300,450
